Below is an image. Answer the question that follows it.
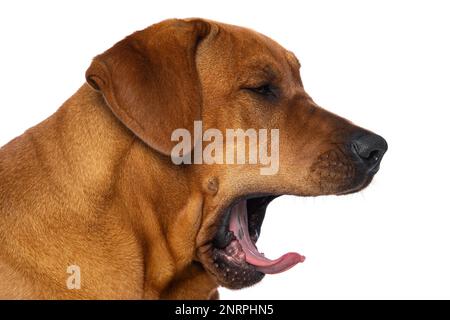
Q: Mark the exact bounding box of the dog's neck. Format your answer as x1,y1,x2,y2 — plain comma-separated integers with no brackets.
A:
32,84,217,298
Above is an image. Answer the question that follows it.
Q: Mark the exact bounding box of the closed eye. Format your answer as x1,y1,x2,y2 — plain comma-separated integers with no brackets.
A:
246,84,278,99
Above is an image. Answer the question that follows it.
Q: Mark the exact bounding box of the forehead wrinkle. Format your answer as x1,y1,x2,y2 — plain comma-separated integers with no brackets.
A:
243,60,278,78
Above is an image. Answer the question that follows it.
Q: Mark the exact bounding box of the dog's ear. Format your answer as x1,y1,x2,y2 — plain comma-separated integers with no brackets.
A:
85,19,211,155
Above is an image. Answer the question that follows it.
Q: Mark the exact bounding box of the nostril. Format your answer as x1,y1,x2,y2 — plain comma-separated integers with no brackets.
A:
366,150,381,163
351,132,387,170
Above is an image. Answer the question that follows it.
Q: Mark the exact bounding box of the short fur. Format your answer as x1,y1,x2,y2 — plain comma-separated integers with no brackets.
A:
0,18,380,299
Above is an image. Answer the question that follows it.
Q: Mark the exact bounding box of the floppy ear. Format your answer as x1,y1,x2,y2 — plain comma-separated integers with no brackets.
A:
85,19,211,155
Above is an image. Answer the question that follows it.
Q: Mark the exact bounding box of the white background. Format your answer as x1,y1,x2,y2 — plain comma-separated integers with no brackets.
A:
1,0,449,299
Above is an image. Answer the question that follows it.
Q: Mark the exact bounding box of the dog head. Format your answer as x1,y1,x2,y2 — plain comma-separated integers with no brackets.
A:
86,18,387,290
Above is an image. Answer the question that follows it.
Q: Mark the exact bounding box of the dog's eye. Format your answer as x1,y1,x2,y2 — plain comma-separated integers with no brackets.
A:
248,84,277,98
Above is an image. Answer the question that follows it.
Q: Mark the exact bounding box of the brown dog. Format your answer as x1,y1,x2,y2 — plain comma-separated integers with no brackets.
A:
0,18,387,299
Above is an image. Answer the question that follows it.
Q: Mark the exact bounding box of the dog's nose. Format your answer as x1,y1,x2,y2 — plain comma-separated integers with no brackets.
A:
351,132,388,173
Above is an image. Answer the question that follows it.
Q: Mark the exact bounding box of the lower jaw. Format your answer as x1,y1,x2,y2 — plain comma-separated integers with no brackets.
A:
211,246,265,289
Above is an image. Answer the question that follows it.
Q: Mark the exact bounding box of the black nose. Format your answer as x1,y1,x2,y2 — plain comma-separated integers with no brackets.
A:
351,132,388,173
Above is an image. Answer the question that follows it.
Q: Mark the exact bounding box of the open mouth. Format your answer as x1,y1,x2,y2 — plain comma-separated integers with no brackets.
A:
210,195,305,288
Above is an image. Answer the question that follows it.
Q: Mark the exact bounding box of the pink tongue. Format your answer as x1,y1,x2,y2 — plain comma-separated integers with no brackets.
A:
229,199,305,274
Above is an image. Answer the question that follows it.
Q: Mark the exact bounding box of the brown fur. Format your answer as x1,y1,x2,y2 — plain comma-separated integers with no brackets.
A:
0,18,378,299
